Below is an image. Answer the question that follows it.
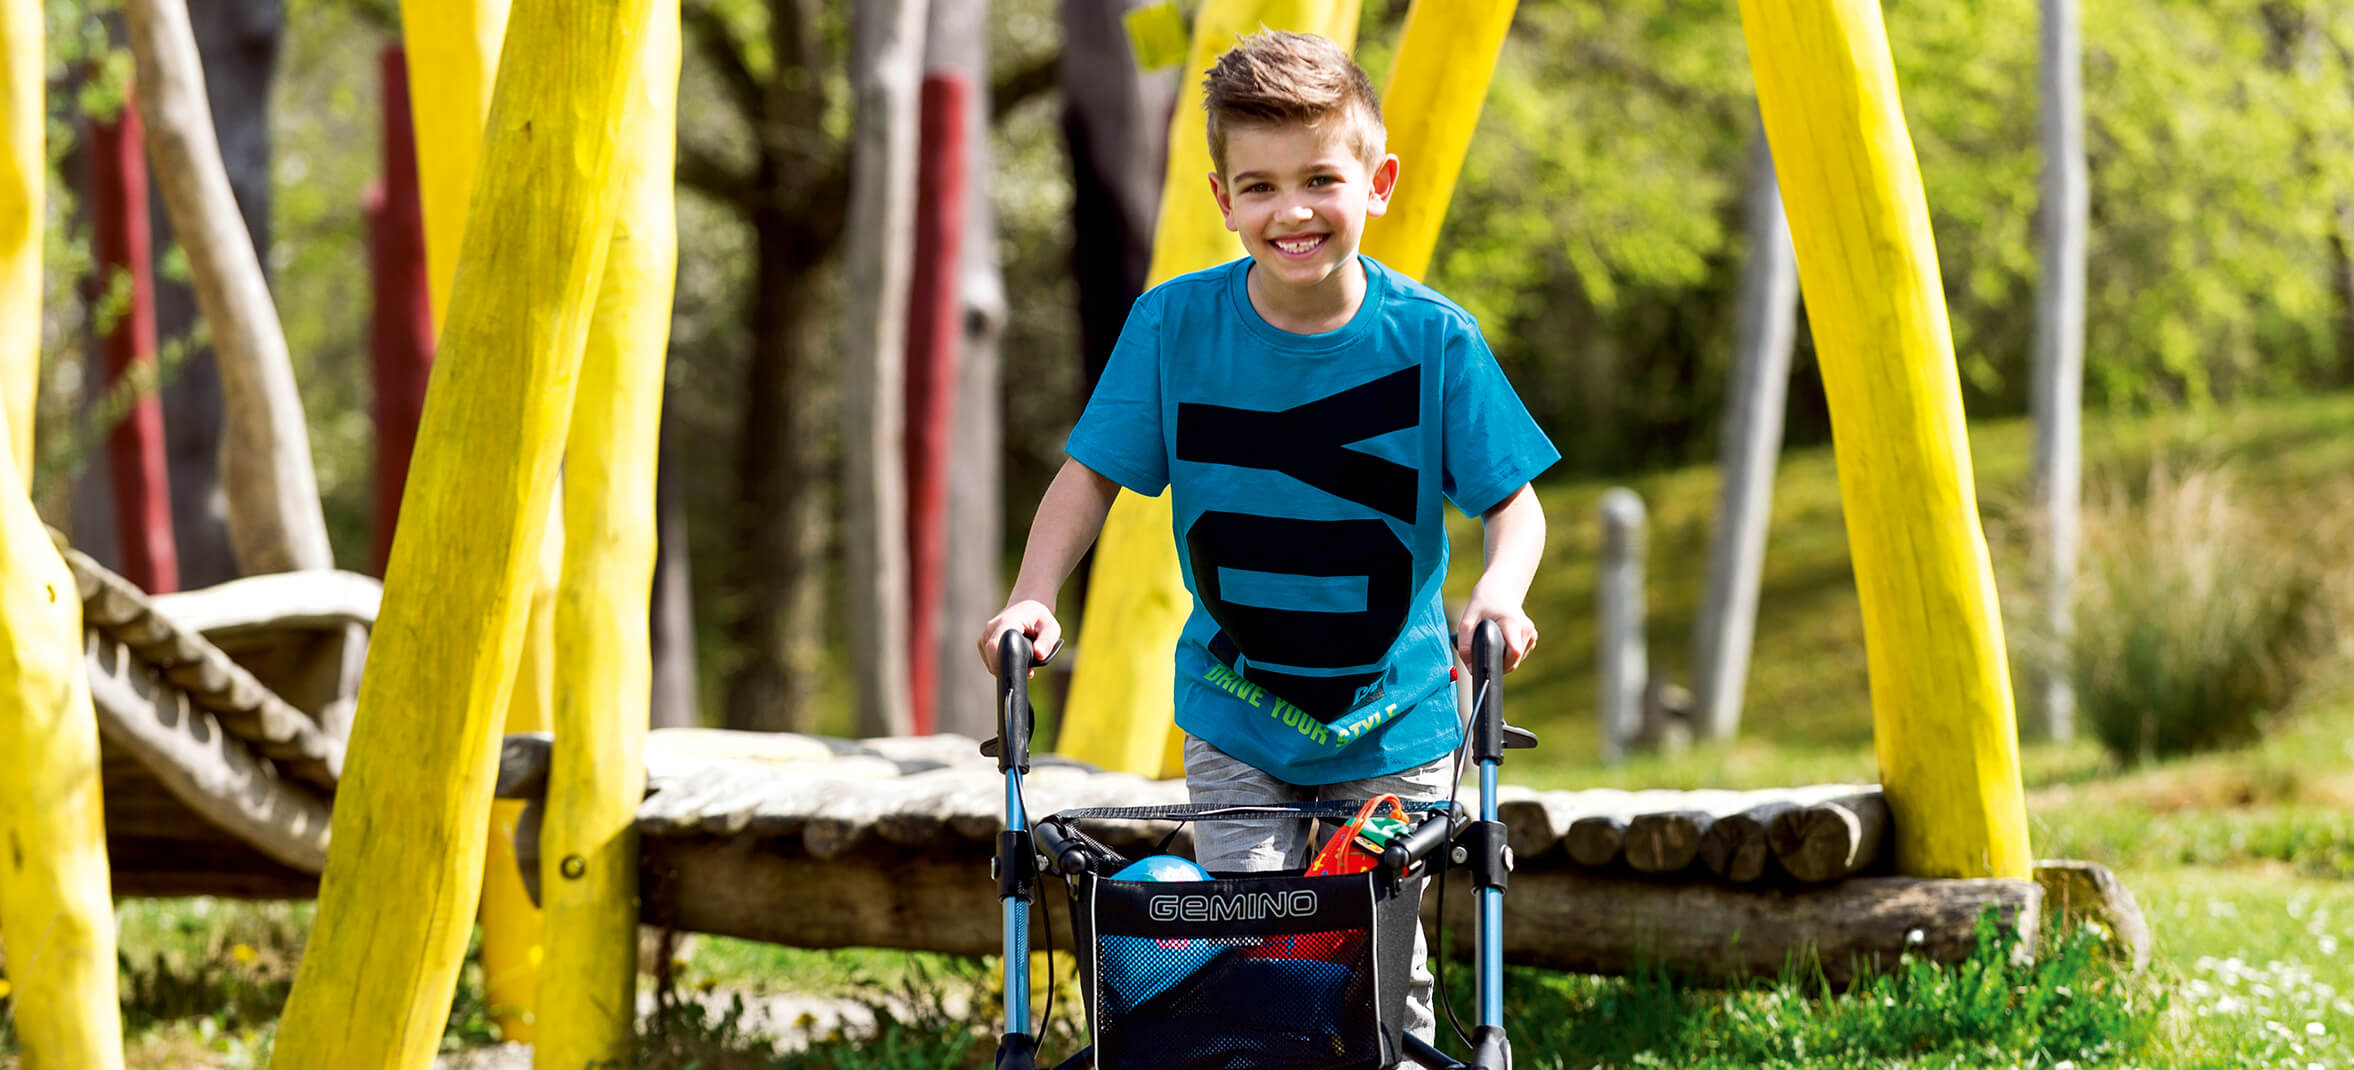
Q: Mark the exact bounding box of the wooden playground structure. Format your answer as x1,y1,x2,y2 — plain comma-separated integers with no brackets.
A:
0,0,2143,1067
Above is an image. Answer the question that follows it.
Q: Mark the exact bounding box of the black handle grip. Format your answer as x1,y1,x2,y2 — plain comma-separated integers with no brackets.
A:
1385,808,1458,874
1471,620,1505,764
997,632,1036,773
1032,819,1093,875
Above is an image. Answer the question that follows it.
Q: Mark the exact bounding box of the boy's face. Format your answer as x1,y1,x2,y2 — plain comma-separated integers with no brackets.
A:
1209,120,1398,297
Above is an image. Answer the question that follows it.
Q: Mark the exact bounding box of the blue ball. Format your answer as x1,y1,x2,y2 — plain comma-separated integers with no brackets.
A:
1112,854,1210,883
1101,854,1220,1009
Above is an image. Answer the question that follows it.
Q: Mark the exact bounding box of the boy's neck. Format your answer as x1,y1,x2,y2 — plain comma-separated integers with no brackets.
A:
1246,254,1367,335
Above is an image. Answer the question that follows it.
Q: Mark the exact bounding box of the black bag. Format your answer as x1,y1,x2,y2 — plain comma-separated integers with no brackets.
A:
1066,867,1425,1070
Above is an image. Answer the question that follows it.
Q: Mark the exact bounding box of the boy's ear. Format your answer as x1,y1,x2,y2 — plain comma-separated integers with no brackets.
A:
1366,154,1401,218
1208,171,1238,232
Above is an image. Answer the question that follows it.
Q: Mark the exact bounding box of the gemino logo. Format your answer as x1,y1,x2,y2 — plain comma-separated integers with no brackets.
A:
1147,891,1318,922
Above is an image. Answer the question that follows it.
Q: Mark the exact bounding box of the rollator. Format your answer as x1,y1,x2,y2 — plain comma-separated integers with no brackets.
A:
985,620,1535,1070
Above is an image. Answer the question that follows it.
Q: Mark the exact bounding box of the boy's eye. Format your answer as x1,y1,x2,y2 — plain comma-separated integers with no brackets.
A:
1308,175,1336,186
1245,183,1273,194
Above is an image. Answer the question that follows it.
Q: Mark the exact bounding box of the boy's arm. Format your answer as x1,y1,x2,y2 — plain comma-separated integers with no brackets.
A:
977,457,1123,674
1456,483,1546,672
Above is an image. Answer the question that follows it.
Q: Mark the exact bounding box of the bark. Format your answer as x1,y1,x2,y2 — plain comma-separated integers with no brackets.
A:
155,0,277,588
723,225,832,733
1691,121,1797,741
1058,0,1170,395
123,0,331,575
2334,199,2353,381
840,0,927,738
928,0,1003,740
650,396,699,728
2030,0,2088,742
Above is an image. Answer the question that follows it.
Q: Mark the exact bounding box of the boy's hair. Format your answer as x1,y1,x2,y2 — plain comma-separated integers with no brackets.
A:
1202,30,1385,175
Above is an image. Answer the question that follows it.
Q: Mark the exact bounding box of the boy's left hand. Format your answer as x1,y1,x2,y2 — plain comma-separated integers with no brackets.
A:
1455,591,1538,673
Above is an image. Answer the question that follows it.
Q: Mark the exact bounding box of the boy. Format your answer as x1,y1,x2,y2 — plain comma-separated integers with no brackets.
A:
977,30,1555,1043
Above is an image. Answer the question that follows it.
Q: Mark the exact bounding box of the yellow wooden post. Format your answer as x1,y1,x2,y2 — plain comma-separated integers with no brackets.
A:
1357,0,1515,281
266,0,652,1059
1,0,39,485
1737,0,2030,879
532,0,676,1062
398,0,510,330
477,498,558,1041
395,0,550,1033
0,417,125,1070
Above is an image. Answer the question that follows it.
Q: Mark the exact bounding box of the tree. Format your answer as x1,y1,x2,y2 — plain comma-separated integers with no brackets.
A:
676,0,1055,733
2029,0,2087,742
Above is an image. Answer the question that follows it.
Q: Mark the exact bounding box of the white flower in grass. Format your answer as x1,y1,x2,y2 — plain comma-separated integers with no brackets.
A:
1905,928,1926,947
2054,1061,2075,1070
2320,935,2340,956
2308,1022,2328,1037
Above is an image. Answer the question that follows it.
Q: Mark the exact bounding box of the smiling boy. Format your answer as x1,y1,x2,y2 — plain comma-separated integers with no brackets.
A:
978,30,1557,1045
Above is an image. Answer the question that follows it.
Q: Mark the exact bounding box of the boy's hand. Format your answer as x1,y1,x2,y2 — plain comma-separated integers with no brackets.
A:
978,600,1061,677
1455,590,1538,674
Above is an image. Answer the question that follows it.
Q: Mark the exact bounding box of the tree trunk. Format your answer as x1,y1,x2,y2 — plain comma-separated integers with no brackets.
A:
123,0,331,575
724,226,831,733
902,72,966,738
1691,121,1798,742
926,0,1003,741
2334,199,2353,381
367,45,433,579
2030,0,2087,742
154,0,278,588
93,93,180,594
841,0,926,739
650,394,699,729
1058,0,1171,395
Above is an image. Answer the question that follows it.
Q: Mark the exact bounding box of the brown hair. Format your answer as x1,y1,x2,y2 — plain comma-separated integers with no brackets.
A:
1201,30,1385,175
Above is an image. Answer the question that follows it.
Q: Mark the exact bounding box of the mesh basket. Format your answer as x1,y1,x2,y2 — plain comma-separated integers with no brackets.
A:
1066,866,1424,1070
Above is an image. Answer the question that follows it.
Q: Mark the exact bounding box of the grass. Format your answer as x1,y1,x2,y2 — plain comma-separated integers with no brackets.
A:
12,393,2354,1068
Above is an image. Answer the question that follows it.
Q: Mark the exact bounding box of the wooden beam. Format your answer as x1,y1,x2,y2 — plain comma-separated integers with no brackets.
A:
84,626,333,872
629,838,2041,989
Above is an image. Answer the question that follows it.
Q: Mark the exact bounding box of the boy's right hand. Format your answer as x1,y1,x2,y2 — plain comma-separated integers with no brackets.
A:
978,600,1061,677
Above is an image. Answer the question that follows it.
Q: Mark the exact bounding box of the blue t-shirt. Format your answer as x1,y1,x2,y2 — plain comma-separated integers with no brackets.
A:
1067,255,1559,786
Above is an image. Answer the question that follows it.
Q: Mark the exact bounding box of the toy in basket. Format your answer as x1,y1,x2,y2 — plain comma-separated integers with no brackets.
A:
980,623,1537,1070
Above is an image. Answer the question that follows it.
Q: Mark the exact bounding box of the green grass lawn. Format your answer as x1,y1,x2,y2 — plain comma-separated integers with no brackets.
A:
19,392,2354,1069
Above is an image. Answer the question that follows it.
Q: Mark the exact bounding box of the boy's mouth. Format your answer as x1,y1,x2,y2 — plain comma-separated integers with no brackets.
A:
1269,234,1327,258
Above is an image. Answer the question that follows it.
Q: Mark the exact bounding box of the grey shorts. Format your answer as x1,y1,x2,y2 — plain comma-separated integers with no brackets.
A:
1182,734,1456,1044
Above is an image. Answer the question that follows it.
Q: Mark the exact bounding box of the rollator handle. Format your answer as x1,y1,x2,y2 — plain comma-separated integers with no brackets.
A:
1031,818,1094,876
982,632,1037,772
1469,621,1538,759
1384,804,1464,875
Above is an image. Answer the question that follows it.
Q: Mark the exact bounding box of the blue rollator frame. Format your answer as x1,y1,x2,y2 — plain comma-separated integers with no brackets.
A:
985,622,1533,1070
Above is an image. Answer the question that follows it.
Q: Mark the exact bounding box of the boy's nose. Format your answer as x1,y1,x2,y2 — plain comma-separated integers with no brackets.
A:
1285,204,1314,221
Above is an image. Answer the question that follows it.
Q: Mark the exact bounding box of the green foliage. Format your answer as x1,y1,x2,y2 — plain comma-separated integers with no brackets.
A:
1423,915,2163,1070
1418,0,2354,473
2059,465,2343,764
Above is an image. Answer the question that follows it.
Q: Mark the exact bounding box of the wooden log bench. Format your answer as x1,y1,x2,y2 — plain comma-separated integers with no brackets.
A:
494,728,2150,984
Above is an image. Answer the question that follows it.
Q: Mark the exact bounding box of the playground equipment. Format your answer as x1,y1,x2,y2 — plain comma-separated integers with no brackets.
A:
487,733,2147,992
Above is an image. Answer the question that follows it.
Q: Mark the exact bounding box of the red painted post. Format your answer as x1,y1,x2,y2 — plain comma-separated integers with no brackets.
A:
368,45,435,578
902,72,970,737
91,89,178,594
